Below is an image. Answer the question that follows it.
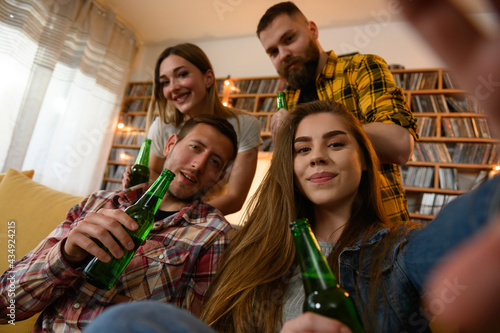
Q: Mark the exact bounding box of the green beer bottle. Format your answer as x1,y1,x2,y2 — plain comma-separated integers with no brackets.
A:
128,138,151,188
277,91,288,110
83,169,175,289
290,218,365,333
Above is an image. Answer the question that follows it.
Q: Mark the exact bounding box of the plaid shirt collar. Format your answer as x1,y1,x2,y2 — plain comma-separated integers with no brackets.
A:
320,50,338,81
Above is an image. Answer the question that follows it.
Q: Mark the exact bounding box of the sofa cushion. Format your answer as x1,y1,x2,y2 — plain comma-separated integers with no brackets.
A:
0,169,84,331
0,168,84,273
0,169,34,183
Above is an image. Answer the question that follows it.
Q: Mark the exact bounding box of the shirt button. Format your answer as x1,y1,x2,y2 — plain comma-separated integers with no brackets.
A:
73,303,81,309
158,254,164,260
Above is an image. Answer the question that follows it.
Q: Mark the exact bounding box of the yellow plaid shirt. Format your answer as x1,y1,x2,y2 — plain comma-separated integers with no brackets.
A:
286,51,418,222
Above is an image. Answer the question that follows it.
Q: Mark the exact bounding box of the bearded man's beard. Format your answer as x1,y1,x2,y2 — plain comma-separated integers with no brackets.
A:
167,188,199,203
279,40,320,89
166,182,215,204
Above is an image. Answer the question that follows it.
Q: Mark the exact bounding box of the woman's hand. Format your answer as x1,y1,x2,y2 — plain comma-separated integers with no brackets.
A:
422,217,500,331
280,312,352,333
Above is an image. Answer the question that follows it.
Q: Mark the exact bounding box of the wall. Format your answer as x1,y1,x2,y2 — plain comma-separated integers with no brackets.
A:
129,12,495,82
129,20,447,82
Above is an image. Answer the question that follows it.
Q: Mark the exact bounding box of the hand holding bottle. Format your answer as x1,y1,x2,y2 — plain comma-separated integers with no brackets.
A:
63,209,138,263
122,165,131,189
83,169,175,289
270,92,289,142
281,312,352,333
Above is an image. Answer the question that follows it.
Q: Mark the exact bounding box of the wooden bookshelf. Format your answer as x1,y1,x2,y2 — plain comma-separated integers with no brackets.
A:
220,76,287,151
101,82,153,191
101,70,499,221
392,68,500,221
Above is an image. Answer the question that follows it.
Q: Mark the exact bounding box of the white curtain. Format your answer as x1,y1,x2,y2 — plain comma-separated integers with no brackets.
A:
0,0,138,196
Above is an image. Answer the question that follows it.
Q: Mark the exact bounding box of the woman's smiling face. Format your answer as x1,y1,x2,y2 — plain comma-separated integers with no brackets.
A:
158,54,213,117
293,112,365,210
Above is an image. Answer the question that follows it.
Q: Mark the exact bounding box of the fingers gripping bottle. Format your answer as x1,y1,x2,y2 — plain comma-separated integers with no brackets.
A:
83,169,175,289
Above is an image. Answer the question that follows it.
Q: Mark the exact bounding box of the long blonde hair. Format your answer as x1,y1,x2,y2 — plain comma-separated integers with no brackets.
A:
201,100,418,332
153,43,240,128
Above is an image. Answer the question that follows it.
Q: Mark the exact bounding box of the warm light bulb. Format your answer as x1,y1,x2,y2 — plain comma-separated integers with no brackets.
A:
489,165,500,178
224,80,230,86
223,102,228,106
117,122,125,129
120,153,127,160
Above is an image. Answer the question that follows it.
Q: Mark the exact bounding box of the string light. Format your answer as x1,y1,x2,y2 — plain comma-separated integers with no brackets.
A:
489,165,500,178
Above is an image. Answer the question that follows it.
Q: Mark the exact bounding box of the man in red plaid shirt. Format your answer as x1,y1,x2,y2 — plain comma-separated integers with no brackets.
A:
0,115,238,332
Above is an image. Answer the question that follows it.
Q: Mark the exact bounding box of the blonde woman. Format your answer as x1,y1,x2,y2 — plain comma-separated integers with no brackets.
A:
124,43,262,215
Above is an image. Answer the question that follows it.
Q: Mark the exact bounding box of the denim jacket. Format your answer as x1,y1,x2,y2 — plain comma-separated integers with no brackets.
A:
338,226,427,332
338,175,500,332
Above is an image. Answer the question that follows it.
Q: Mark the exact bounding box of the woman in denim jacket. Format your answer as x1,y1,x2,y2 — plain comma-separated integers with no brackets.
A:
201,100,430,332
87,100,500,332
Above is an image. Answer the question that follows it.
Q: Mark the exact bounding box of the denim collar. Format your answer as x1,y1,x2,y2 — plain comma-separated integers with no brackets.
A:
339,226,411,278
343,227,391,252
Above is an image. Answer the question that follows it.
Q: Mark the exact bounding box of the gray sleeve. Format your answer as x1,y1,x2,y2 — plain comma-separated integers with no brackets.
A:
147,117,170,157
233,114,263,153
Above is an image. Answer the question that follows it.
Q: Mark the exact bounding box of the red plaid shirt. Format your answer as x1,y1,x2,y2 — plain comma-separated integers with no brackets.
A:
0,184,232,332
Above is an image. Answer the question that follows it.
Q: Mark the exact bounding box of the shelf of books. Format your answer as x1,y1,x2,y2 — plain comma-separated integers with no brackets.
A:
101,82,153,191
221,76,287,151
392,68,500,221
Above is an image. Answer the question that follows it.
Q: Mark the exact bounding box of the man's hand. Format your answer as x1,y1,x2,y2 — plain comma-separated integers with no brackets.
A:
63,209,138,263
280,312,352,333
270,108,290,142
122,165,131,190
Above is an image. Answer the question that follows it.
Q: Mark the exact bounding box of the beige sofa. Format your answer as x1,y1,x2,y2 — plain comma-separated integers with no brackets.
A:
0,169,84,332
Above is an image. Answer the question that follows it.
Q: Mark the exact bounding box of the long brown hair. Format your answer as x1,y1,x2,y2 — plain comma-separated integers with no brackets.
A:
153,43,240,127
201,100,418,332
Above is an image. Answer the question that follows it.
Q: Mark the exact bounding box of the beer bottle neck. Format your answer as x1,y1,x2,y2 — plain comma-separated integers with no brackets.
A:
134,169,175,213
277,92,288,110
291,219,338,294
134,138,151,167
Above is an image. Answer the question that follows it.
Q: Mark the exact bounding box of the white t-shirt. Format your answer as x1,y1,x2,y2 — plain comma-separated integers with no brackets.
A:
148,113,263,158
